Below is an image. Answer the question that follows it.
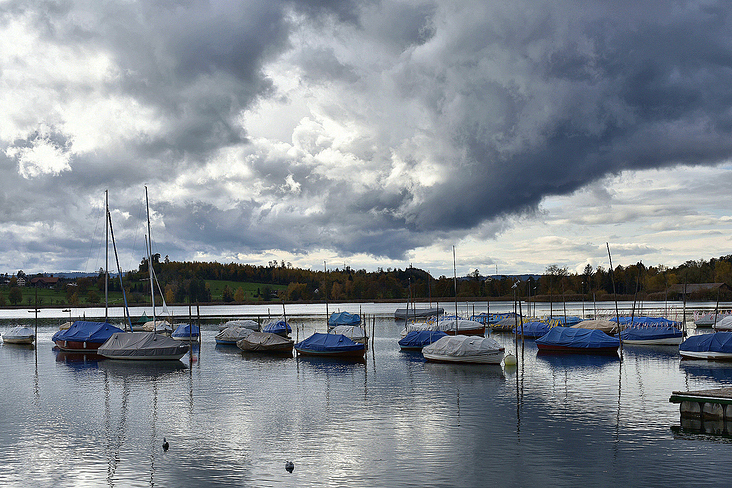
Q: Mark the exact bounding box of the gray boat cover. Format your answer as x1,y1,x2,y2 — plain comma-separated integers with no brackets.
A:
98,332,189,358
219,319,259,331
422,335,503,358
237,332,293,351
216,326,254,342
330,325,366,341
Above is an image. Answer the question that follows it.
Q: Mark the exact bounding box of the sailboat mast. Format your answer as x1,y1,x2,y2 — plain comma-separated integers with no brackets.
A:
146,186,156,324
105,190,109,323
453,246,458,322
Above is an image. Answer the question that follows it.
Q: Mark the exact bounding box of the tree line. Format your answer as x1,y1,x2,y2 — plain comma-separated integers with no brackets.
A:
5,254,732,305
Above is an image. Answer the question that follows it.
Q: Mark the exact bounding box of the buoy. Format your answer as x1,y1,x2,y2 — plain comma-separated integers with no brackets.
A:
162,438,169,451
504,354,517,366
285,461,294,473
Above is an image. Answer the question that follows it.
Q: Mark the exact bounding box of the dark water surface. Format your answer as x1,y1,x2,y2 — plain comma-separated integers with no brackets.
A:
2,317,732,487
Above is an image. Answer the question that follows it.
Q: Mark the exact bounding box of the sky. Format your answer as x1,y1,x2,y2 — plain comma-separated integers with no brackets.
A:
1,0,732,278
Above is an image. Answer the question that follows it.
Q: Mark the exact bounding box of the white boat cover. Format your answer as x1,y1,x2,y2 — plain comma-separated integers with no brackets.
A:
142,320,173,333
98,332,189,359
219,319,259,332
3,325,35,343
713,316,732,331
216,326,254,342
405,318,483,334
237,332,293,352
59,321,73,330
571,319,618,334
330,325,366,341
422,335,504,363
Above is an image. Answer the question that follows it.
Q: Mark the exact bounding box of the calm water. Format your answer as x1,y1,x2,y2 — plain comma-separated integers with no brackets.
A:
2,305,732,487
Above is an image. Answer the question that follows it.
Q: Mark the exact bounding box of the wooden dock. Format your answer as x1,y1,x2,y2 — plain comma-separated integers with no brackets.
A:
669,388,732,435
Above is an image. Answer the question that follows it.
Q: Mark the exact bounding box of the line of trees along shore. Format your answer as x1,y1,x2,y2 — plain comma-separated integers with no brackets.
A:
6,254,732,306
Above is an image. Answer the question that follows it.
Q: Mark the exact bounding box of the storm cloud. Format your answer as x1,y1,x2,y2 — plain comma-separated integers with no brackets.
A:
1,0,731,273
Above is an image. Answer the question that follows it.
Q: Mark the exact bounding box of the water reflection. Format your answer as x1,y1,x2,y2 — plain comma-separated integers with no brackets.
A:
679,361,732,383
54,350,104,369
98,359,187,379
536,351,620,370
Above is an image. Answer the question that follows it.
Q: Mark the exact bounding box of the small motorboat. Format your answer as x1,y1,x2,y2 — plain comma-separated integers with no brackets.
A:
237,332,294,354
262,319,292,338
679,332,732,360
3,325,35,344
294,333,365,359
620,326,683,345
329,325,367,344
398,330,448,351
535,327,619,354
422,335,504,364
328,311,361,328
571,319,618,334
218,319,259,332
142,320,173,335
171,323,200,341
215,325,254,345
53,321,125,352
513,321,552,338
98,332,190,361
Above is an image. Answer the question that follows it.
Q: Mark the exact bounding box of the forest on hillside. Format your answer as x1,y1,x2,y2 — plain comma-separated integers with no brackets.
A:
5,254,732,306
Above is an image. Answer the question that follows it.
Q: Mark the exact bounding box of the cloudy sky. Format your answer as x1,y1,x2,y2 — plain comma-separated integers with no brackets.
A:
1,0,731,278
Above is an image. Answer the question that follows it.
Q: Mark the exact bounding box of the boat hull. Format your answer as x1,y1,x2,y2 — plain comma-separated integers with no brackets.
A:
295,348,365,359
239,344,293,353
423,351,503,364
622,337,683,345
101,352,187,360
54,340,106,352
680,351,732,360
444,328,486,336
3,336,35,344
536,344,619,355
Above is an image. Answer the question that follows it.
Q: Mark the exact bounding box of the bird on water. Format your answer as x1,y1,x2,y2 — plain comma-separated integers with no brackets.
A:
285,461,294,473
162,438,169,452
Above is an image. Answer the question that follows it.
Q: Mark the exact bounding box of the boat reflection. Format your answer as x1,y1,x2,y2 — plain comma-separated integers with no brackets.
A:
239,350,293,361
98,359,187,379
423,361,505,380
295,354,366,371
398,349,428,363
679,360,732,383
536,350,620,370
214,343,243,355
54,350,104,369
622,344,680,359
672,418,732,438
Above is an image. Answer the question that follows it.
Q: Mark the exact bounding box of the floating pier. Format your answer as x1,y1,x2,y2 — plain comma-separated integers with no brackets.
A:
669,388,732,436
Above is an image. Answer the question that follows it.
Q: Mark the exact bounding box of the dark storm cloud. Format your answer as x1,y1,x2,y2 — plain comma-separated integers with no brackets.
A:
3,0,732,272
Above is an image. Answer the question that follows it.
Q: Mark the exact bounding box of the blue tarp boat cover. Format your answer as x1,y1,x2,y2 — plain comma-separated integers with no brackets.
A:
680,332,732,354
547,316,583,327
172,323,200,338
614,316,680,327
263,319,292,335
398,330,448,348
536,327,619,349
295,333,364,353
328,311,361,327
513,321,552,338
470,312,519,324
53,321,124,343
620,326,683,341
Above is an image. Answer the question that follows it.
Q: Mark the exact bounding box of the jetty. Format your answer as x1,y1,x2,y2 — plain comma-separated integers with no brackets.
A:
669,388,732,436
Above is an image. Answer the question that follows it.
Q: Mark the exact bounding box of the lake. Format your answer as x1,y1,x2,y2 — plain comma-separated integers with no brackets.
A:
1,302,731,487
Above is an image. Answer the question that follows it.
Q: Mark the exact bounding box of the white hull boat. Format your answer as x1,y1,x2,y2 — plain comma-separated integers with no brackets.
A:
3,326,35,344
422,335,504,364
